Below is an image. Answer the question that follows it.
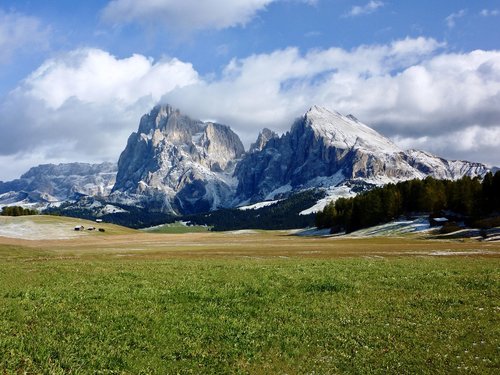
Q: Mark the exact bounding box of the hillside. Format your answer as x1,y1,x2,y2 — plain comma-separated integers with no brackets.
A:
0,215,135,240
316,173,500,233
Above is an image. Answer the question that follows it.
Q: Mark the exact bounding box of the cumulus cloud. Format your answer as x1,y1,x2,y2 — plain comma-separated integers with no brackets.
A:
0,49,199,180
162,38,500,166
101,0,275,32
345,1,384,17
22,49,199,109
445,9,466,29
2,37,500,180
394,126,500,166
162,37,445,133
0,9,50,63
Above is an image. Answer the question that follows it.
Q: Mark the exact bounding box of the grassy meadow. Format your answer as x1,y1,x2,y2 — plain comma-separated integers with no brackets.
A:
0,217,499,373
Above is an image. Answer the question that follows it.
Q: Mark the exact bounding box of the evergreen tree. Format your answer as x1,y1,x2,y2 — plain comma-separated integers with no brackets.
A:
316,172,500,233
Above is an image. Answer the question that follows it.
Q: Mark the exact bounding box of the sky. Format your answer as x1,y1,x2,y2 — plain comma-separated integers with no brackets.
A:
1,0,500,180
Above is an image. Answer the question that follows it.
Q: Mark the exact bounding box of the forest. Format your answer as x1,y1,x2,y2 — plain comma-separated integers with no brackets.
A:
1,206,38,216
185,190,323,231
316,172,500,233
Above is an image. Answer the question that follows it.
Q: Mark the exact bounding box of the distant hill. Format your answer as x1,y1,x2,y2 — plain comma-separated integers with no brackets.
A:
0,215,135,240
0,162,116,210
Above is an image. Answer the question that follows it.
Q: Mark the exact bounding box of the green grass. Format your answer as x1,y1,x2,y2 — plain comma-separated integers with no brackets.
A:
142,221,211,234
0,252,498,374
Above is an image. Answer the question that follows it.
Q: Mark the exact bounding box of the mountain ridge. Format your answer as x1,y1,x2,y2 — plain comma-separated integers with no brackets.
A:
0,162,117,208
234,105,490,206
0,104,494,218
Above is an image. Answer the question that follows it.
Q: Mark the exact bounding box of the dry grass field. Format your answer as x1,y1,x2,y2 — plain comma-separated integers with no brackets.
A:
1,216,499,260
1,216,499,373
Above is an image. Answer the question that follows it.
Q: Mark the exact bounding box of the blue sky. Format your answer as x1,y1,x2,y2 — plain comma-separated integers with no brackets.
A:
1,0,500,180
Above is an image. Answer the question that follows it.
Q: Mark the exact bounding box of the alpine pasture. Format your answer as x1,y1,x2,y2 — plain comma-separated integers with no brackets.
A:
0,216,498,373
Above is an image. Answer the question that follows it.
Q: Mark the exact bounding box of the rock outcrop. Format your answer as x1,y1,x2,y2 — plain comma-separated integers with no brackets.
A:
111,104,245,214
249,128,278,153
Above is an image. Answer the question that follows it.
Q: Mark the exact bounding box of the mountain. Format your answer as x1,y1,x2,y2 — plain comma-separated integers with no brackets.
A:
110,104,245,214
248,128,278,153
234,106,490,205
403,149,489,179
2,104,492,223
0,162,117,209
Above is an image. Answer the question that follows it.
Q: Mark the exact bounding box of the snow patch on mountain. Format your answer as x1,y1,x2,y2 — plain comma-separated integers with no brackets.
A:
299,185,356,215
305,105,401,154
238,199,282,211
265,184,293,201
347,217,432,237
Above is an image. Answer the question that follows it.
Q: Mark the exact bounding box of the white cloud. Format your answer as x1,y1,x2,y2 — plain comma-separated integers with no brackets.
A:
101,0,275,32
2,38,500,180
345,1,384,17
162,38,500,166
22,49,199,109
0,49,199,180
480,9,499,17
163,37,445,132
394,126,500,166
445,9,466,29
0,9,50,63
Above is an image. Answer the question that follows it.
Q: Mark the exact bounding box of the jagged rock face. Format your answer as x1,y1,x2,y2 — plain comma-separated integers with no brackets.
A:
235,106,490,203
0,162,117,207
249,128,278,153
403,149,489,179
111,104,245,214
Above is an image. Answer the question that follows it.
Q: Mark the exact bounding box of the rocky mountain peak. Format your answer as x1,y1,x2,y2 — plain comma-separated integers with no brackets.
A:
137,104,204,143
111,104,245,214
20,162,117,180
299,105,401,153
303,105,344,122
198,122,245,171
234,105,491,203
249,128,279,153
2,104,492,217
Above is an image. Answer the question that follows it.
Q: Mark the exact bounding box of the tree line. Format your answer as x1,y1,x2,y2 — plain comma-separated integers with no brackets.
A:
185,190,322,231
316,172,500,233
1,206,38,216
